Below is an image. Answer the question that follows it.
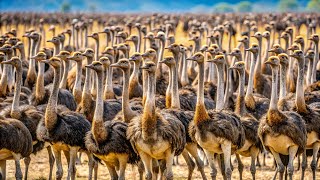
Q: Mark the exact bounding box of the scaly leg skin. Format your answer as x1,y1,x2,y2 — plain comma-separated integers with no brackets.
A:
0,160,6,180
76,152,82,165
137,161,144,180
250,147,259,180
287,146,298,180
235,154,243,180
217,154,226,180
270,149,285,180
151,159,159,180
159,160,166,180
296,155,301,171
67,147,79,180
23,156,31,180
186,144,207,180
47,146,55,180
301,150,307,180
181,150,195,180
52,147,63,180
164,151,174,180
93,160,98,180
204,150,217,180
12,153,23,180
105,162,118,180
221,142,232,180
311,142,320,180
118,155,128,180
86,152,94,180
138,151,153,180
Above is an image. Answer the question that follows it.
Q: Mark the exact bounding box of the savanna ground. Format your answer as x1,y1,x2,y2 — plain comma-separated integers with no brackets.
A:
5,150,316,179
2,16,319,180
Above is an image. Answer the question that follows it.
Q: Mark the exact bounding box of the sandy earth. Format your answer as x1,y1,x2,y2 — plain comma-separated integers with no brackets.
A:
4,149,316,180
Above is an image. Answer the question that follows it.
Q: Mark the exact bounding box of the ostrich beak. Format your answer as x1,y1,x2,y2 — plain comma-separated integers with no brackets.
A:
110,63,120,68
85,64,94,69
245,48,252,52
87,35,93,38
41,59,50,64
268,49,275,52
1,60,13,65
264,61,272,65
47,40,53,42
186,57,196,61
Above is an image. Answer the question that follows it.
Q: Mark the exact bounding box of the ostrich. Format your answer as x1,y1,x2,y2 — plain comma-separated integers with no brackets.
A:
0,44,13,97
125,35,139,52
262,31,272,75
36,57,91,180
57,51,71,89
290,50,320,180
244,44,270,119
0,115,33,180
88,32,100,99
77,49,121,122
230,61,263,180
128,53,143,99
85,60,140,180
127,61,186,180
67,51,84,104
187,53,244,180
308,34,319,84
159,56,207,180
0,57,44,180
251,32,272,98
154,31,166,78
258,56,306,180
277,53,293,111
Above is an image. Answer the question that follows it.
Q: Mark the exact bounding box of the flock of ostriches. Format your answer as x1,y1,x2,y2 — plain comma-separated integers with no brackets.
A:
0,12,320,180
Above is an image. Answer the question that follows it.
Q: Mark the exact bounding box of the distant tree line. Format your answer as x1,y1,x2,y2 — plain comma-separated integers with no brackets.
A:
212,0,320,13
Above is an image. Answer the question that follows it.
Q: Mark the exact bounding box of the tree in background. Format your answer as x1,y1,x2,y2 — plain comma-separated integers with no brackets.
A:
237,1,252,12
307,0,320,12
278,0,299,12
213,3,234,13
61,1,71,13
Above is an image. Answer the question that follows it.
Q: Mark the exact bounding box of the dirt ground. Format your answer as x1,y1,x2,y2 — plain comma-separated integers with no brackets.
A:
5,149,316,180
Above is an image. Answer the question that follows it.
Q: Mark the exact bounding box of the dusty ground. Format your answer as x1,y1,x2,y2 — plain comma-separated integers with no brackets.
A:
5,149,316,180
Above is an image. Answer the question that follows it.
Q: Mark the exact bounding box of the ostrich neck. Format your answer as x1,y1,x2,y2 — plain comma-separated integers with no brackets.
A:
36,62,45,98
0,63,9,94
29,40,36,71
134,41,139,52
279,64,287,100
59,60,69,89
104,65,113,97
27,37,32,59
67,34,71,47
181,51,189,86
284,39,289,53
300,42,305,53
73,61,82,93
76,30,80,50
54,43,60,56
307,58,313,86
137,29,141,52
129,61,140,93
19,47,26,61
142,71,156,137
83,57,93,94
123,69,136,123
158,40,165,63
269,66,279,111
110,31,114,47
312,42,319,83
215,63,225,110
72,25,76,47
194,62,209,124
95,39,99,61
166,64,172,108
235,69,246,116
171,63,180,109
296,58,308,113
245,53,257,99
84,28,88,48
92,71,107,143
194,41,200,53
45,66,60,131
255,40,262,75
263,39,270,62
11,65,22,119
